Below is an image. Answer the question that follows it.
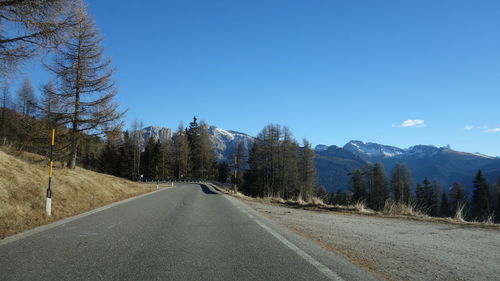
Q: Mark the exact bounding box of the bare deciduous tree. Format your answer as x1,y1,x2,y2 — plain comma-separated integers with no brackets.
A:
0,0,77,75
46,5,123,169
16,77,36,116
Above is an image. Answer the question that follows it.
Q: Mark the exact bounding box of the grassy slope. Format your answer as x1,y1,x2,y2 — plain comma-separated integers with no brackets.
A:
0,150,154,238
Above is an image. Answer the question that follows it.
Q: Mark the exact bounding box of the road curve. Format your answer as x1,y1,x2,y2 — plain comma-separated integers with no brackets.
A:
0,183,378,281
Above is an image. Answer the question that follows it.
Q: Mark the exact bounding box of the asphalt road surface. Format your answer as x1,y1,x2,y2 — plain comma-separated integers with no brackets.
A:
0,183,378,281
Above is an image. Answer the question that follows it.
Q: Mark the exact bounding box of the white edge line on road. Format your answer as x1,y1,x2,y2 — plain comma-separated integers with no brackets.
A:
0,186,175,246
225,195,345,281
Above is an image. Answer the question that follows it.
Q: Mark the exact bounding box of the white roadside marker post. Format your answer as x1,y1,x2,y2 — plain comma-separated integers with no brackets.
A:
46,129,55,216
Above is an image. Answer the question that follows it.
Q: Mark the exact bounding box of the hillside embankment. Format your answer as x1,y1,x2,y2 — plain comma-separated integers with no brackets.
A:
0,150,157,238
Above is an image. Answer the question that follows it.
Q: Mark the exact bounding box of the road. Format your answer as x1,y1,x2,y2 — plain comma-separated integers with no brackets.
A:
0,183,378,281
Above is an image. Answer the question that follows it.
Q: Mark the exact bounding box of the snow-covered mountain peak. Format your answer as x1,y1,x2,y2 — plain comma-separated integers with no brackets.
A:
343,140,405,161
314,144,329,152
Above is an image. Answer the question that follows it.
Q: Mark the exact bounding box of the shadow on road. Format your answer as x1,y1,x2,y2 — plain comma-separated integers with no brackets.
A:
200,184,219,195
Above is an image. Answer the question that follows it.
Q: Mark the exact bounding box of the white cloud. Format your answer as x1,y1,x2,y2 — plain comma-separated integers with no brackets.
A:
464,125,474,131
394,119,426,128
486,128,500,133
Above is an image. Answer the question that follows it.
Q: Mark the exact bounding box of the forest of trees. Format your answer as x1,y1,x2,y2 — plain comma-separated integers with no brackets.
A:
334,162,500,222
97,117,221,183
242,124,316,202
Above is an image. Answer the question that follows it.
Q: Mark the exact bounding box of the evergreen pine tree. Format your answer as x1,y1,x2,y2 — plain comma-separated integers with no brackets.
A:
349,169,366,203
440,192,450,217
217,161,230,183
427,181,440,217
449,182,468,217
495,191,500,223
472,170,492,221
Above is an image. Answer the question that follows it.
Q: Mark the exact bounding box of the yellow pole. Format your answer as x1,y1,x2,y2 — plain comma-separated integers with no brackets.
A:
46,129,55,216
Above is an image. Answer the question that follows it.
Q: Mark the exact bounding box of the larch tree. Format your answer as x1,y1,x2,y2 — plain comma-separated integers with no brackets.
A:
298,139,316,202
198,121,215,180
172,123,190,180
243,124,307,200
1,80,9,140
362,164,374,205
16,77,36,116
130,119,144,180
0,0,76,75
390,163,413,204
370,162,389,211
231,140,247,190
40,80,61,127
280,126,299,199
45,5,123,169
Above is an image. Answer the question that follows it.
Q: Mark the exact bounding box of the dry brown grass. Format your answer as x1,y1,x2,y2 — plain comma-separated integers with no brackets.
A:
209,183,499,229
382,201,428,218
0,149,155,238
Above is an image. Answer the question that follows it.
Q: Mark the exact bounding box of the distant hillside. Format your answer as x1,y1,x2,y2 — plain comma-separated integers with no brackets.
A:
0,149,153,238
314,146,367,190
316,141,500,193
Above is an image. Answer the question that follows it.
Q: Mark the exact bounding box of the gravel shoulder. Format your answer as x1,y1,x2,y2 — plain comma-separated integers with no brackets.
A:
239,198,500,281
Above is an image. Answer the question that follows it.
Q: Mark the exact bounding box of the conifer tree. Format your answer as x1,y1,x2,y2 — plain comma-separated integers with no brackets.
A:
280,127,299,199
198,121,215,180
449,182,467,216
349,169,366,203
495,189,500,223
370,162,389,211
428,181,441,217
40,80,61,127
0,0,75,75
46,5,123,169
1,81,9,141
415,182,425,209
298,139,316,202
187,117,203,178
243,124,304,200
231,140,247,190
440,192,450,217
472,170,492,221
415,177,439,216
117,131,134,179
362,164,374,205
16,77,36,117
217,161,230,183
390,163,413,204
172,123,190,180
130,119,144,181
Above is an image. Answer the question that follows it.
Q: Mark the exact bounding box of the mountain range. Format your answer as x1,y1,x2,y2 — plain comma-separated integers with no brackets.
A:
140,126,500,194
315,141,500,194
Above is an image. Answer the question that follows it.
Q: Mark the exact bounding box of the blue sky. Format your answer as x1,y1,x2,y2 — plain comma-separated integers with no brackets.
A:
13,0,500,156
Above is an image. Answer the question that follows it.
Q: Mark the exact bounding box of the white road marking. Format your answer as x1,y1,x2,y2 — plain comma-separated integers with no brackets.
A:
226,196,345,281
